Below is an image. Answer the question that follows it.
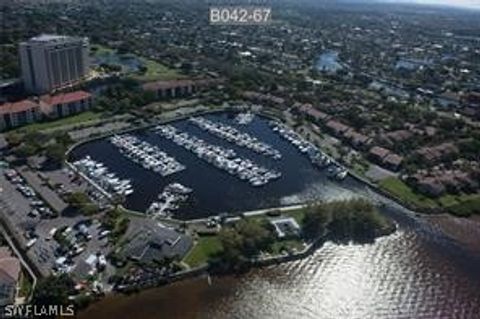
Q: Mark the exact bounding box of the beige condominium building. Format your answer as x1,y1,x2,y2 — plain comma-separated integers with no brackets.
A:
19,34,89,94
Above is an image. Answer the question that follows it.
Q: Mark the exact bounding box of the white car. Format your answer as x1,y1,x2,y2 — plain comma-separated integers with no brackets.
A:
46,227,58,240
26,238,37,249
98,230,111,239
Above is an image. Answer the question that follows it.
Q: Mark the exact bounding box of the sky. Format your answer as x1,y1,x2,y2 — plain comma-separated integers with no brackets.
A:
383,0,480,10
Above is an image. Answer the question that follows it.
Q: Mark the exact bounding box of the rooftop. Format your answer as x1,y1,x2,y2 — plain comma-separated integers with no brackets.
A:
0,99,39,115
26,34,87,44
120,223,192,263
40,90,92,106
270,217,301,238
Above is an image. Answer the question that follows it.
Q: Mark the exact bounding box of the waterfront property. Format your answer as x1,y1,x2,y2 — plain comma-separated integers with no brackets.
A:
117,222,192,264
69,112,365,219
19,34,89,94
270,217,301,239
39,90,93,119
0,90,93,131
0,100,41,131
142,78,223,99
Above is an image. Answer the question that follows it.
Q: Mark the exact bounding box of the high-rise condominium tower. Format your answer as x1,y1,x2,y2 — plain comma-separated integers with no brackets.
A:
19,34,89,94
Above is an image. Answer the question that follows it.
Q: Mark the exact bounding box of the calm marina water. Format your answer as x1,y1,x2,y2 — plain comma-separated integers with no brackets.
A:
73,112,480,318
70,112,364,219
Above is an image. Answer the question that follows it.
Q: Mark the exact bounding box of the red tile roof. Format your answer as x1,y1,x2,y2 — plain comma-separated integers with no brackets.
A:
0,257,20,282
242,91,285,105
41,91,91,106
385,130,413,142
369,146,391,159
0,100,39,115
0,247,11,260
384,153,404,167
302,106,329,121
326,120,350,134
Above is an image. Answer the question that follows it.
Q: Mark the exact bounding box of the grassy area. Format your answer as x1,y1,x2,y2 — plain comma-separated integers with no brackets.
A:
379,177,438,209
131,58,182,82
379,177,480,216
91,44,181,81
284,208,308,225
270,239,305,255
18,270,33,298
182,209,309,267
16,111,104,133
437,194,460,207
183,235,223,268
440,193,480,217
90,44,114,55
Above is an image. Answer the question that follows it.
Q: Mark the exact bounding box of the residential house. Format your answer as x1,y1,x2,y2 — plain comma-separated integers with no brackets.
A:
242,91,286,108
415,143,459,164
143,78,223,99
325,120,350,136
299,104,330,123
368,146,403,171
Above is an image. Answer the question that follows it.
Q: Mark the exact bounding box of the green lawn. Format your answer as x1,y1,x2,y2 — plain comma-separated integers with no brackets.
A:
18,270,33,298
379,177,480,216
269,239,305,255
91,44,181,82
183,235,223,268
284,208,308,226
379,177,438,209
16,111,104,133
437,194,460,207
90,44,114,55
131,58,183,82
440,193,480,217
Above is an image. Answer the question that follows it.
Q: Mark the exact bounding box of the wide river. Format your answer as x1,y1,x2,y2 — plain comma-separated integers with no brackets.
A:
74,112,480,318
80,211,480,319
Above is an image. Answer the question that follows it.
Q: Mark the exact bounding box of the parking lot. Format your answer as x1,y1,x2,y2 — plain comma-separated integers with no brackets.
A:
0,166,114,281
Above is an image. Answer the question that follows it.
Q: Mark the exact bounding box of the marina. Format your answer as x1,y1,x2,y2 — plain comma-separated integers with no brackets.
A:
110,134,185,177
234,112,255,125
72,156,134,197
189,116,281,159
146,183,192,218
69,112,365,219
269,121,348,180
155,124,281,187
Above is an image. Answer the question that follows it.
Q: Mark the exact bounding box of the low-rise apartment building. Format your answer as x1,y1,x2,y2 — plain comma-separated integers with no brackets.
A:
0,90,92,131
0,100,41,131
40,91,92,118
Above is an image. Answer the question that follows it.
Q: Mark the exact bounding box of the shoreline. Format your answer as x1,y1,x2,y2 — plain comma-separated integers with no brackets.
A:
22,107,475,311
65,107,468,221
85,218,397,306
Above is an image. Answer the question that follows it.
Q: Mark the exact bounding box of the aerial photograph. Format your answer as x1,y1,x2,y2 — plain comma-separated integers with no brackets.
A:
0,0,479,318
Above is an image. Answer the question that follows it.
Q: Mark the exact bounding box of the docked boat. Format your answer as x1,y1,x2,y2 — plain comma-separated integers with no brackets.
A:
147,183,192,218
110,134,185,177
235,112,255,125
189,117,281,160
155,125,281,187
72,156,134,197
